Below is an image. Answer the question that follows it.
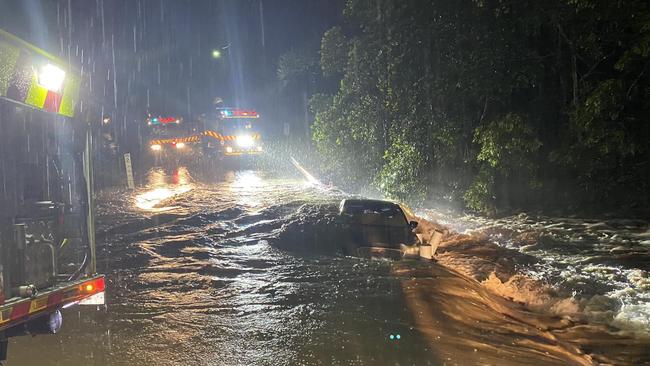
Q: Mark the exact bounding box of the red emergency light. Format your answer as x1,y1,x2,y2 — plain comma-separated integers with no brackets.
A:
220,109,259,119
148,116,181,125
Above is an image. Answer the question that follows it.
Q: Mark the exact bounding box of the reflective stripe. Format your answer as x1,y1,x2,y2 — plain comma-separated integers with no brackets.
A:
150,131,263,144
214,133,260,141
0,308,12,325
203,130,222,139
150,135,201,145
0,275,104,331
59,74,80,117
28,296,48,314
24,74,49,109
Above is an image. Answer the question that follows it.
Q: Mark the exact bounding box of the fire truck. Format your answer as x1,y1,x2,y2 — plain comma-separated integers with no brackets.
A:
144,114,202,165
203,108,264,158
0,30,105,361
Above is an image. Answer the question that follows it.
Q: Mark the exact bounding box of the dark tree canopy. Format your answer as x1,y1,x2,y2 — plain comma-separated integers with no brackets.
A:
306,0,650,215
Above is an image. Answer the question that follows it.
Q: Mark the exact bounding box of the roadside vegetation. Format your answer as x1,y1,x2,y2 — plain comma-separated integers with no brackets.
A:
280,0,650,216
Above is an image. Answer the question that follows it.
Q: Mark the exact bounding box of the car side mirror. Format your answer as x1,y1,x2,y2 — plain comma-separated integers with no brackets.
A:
409,221,418,230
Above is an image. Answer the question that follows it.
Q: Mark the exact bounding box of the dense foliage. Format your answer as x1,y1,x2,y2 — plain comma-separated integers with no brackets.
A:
305,0,649,215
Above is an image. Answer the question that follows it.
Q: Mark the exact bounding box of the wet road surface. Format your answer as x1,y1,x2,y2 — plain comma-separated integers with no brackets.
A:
6,167,650,365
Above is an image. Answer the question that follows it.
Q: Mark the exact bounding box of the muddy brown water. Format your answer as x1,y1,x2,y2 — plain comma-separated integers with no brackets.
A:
6,168,649,365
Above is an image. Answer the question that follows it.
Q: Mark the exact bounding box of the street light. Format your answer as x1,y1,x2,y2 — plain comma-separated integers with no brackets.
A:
211,49,222,59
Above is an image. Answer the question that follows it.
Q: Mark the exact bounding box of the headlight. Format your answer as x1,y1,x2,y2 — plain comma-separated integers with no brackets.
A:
175,142,186,149
236,134,254,148
150,144,162,151
226,146,233,153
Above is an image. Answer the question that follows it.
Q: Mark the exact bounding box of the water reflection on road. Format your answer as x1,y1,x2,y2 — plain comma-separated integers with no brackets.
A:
134,167,193,211
6,167,650,365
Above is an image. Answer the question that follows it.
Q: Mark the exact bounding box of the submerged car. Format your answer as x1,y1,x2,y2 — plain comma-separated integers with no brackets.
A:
337,199,419,256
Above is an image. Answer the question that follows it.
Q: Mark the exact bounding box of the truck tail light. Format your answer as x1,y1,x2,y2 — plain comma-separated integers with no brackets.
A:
79,277,105,295
78,277,106,306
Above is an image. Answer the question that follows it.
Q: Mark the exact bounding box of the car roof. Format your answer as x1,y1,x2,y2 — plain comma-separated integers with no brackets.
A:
339,199,401,212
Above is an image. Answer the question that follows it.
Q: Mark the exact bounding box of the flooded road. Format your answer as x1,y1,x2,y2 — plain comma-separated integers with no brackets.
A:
423,208,650,334
5,167,650,365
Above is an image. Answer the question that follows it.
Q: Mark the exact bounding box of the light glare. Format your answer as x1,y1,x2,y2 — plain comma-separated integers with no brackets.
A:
38,64,66,92
236,134,254,148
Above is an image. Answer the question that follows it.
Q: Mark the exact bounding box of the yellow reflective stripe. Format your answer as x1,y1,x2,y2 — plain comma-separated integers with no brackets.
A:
0,308,11,324
151,134,202,145
203,131,225,140
59,74,80,117
29,296,48,314
24,73,48,109
193,131,264,142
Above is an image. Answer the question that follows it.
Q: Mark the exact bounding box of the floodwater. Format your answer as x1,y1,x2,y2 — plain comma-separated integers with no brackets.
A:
424,208,650,335
6,166,650,365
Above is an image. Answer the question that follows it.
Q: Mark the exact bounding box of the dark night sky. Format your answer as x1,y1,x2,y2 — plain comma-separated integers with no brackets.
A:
0,0,343,124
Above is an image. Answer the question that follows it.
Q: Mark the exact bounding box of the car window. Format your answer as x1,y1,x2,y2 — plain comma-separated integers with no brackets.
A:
344,203,407,227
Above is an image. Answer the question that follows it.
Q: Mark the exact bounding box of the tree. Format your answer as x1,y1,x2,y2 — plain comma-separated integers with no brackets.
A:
320,26,349,77
311,0,650,215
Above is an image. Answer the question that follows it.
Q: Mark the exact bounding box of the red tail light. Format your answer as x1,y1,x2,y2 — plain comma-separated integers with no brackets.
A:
79,277,105,295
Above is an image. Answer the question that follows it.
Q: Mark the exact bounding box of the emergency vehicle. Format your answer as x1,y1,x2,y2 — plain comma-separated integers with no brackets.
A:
0,29,105,361
145,115,202,164
203,108,263,157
